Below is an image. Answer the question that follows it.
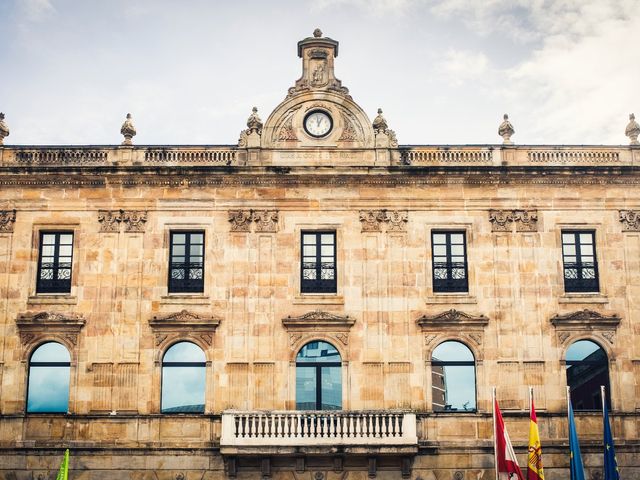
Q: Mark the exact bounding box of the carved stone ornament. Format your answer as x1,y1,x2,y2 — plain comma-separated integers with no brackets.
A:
238,107,263,147
277,114,298,141
98,210,123,232
625,113,640,145
122,210,147,232
620,209,640,231
0,209,16,232
252,210,279,233
513,209,538,232
149,309,222,347
228,210,253,232
16,311,86,347
498,113,515,144
0,112,9,145
417,309,489,330
372,108,399,147
550,309,621,329
339,112,358,141
120,113,136,146
489,209,514,232
282,310,355,331
359,210,408,233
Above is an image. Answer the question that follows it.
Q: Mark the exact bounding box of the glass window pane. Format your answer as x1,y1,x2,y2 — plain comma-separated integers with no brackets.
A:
566,340,602,362
42,234,56,244
433,365,476,411
566,340,609,411
433,245,446,256
163,342,205,363
562,233,575,244
321,366,342,410
161,365,205,413
172,245,185,256
27,365,70,413
191,233,203,244
172,233,185,244
579,233,593,244
432,341,474,362
451,244,464,256
432,234,446,244
321,234,334,244
59,245,72,257
450,234,464,244
31,342,70,363
563,244,576,255
303,234,316,244
581,244,593,256
59,234,73,245
303,245,316,256
295,367,317,410
297,341,341,363
190,244,203,256
321,245,334,256
42,245,55,257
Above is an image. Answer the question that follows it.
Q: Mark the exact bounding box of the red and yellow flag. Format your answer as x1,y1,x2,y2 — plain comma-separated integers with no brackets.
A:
527,398,544,480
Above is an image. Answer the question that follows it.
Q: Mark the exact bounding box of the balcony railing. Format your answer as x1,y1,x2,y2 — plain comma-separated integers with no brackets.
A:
220,410,417,447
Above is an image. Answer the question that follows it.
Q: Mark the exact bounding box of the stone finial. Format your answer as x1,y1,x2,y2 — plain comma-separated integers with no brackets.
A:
313,28,323,38
120,113,136,146
372,108,388,133
0,112,9,145
498,113,515,144
246,107,263,134
625,113,640,145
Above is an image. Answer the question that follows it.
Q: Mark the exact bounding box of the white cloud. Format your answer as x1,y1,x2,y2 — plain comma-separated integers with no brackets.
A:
437,49,489,86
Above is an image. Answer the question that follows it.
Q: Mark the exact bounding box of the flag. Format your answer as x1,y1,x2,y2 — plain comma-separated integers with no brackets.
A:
495,397,525,480
55,449,69,480
527,397,544,480
568,400,585,480
602,390,620,480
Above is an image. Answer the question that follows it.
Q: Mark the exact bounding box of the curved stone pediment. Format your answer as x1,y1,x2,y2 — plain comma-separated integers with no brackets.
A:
16,310,86,347
282,309,355,331
416,309,489,329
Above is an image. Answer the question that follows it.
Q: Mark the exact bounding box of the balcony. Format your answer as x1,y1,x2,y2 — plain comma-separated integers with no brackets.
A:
220,410,417,455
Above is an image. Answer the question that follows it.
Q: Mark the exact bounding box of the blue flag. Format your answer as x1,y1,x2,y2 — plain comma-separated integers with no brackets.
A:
568,401,585,480
603,399,620,480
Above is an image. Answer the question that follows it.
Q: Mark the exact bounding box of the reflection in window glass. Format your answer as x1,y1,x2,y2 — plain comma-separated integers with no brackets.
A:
161,342,206,413
566,340,610,411
296,341,341,410
431,341,476,412
27,342,71,413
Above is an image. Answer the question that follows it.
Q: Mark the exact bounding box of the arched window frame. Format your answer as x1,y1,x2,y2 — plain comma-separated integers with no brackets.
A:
25,340,72,414
429,339,478,413
564,338,612,411
158,340,208,414
294,339,344,411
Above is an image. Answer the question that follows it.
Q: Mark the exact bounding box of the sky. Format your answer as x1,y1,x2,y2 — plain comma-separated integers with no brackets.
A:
0,0,638,146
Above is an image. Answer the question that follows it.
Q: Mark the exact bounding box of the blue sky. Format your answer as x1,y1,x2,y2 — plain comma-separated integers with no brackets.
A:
1,0,638,145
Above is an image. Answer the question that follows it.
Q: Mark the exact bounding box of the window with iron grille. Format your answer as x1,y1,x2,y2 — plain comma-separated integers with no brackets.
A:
37,232,74,294
169,232,204,293
562,231,599,293
301,231,336,293
432,231,468,293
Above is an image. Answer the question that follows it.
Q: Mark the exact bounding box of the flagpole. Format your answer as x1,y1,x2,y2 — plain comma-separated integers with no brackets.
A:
529,385,533,418
493,386,499,480
600,385,606,417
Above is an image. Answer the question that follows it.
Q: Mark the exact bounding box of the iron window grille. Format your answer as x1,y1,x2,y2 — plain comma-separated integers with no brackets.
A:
36,232,74,294
169,231,205,293
301,231,336,294
562,231,599,293
432,231,468,293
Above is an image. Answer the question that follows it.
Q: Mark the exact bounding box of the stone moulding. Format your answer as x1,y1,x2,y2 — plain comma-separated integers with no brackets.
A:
229,209,279,233
416,309,489,329
0,209,16,232
282,310,355,331
619,209,640,231
489,209,538,232
149,310,221,347
550,309,621,328
16,311,86,347
359,209,408,233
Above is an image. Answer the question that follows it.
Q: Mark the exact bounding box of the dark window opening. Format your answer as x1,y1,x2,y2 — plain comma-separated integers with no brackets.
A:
566,340,610,411
296,341,342,410
562,231,599,293
301,231,336,294
169,232,204,293
432,231,468,293
37,232,74,294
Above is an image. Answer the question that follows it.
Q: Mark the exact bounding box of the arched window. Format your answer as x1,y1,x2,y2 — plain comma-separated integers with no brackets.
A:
27,342,71,413
161,342,206,413
296,341,342,410
566,340,610,411
431,341,476,412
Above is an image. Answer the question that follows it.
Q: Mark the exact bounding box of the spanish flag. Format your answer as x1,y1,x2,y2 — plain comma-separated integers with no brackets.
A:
527,393,544,480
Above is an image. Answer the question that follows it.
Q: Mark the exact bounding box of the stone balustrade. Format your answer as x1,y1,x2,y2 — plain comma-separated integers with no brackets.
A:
400,147,494,165
220,410,417,448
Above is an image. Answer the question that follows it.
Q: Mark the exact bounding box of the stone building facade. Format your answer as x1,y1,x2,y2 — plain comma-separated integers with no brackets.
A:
1,30,640,480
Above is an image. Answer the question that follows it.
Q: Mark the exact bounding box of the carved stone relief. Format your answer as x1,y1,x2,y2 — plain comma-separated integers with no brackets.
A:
122,210,148,232
149,309,222,348
0,209,16,232
16,311,86,349
278,113,298,141
282,310,355,352
489,209,538,232
550,309,620,346
359,210,408,233
98,210,122,232
338,112,359,141
620,210,640,231
229,209,279,233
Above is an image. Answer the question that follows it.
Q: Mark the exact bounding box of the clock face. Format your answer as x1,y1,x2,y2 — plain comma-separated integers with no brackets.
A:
304,110,333,138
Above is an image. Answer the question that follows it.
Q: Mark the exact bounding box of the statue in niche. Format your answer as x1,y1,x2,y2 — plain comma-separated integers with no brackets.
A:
311,61,326,86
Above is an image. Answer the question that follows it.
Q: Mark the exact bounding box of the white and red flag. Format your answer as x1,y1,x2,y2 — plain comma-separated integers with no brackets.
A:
494,395,525,480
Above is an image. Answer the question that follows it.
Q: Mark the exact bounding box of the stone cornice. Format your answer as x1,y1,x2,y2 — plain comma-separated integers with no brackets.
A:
550,309,621,329
417,309,489,330
149,309,222,331
16,311,86,347
282,310,355,331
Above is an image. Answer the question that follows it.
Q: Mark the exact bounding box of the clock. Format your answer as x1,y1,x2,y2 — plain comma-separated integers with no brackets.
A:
304,110,333,138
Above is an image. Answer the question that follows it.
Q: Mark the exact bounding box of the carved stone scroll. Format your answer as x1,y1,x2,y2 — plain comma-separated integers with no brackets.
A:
122,210,147,232
149,309,221,347
16,311,86,348
0,209,16,233
252,210,279,233
98,210,123,232
489,210,514,232
490,209,538,232
359,210,408,233
620,210,640,231
550,309,620,346
228,210,253,232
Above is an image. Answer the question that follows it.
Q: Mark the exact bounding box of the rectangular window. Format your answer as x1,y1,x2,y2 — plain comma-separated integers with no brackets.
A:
37,232,74,294
301,231,336,293
562,230,599,292
432,231,468,293
169,231,204,293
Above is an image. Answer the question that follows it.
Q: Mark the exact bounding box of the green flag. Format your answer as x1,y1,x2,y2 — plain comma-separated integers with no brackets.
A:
55,449,69,480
